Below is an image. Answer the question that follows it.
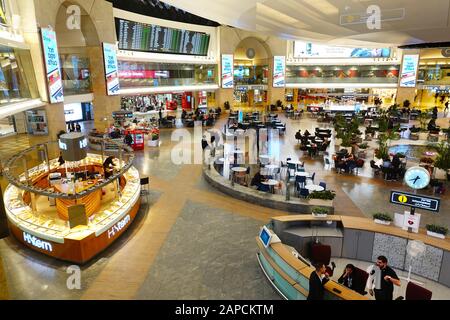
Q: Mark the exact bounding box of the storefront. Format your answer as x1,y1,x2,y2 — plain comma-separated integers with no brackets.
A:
233,85,268,107
64,102,94,122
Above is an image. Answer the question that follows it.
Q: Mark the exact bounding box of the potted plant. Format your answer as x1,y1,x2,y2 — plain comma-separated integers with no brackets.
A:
426,224,448,239
308,190,336,200
148,127,160,147
372,212,393,225
420,157,434,165
431,141,450,181
311,207,329,218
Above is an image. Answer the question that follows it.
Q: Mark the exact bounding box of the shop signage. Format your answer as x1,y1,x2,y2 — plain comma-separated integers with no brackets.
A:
390,190,440,212
399,54,419,88
41,28,64,103
221,54,234,88
103,42,120,95
23,232,53,252
107,215,130,239
273,56,285,88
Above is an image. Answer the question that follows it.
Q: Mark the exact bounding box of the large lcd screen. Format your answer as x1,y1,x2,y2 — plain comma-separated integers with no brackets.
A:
116,18,210,56
294,41,391,58
41,28,63,103
399,54,419,88
221,54,234,88
103,42,120,95
273,56,285,88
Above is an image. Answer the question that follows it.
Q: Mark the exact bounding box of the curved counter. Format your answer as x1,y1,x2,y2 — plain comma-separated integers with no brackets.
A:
4,153,141,264
203,164,334,214
259,214,450,299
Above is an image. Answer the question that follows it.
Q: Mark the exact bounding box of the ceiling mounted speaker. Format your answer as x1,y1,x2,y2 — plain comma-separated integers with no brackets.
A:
246,48,256,59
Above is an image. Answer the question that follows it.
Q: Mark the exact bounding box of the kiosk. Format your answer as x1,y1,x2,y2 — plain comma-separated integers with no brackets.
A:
3,135,141,264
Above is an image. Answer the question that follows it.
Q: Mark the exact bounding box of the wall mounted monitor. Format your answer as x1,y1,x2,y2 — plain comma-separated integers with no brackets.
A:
116,18,210,56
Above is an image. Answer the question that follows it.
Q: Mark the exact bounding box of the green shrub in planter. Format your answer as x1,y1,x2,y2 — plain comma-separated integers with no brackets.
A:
308,190,336,200
426,224,448,235
358,142,368,149
372,212,393,221
312,207,329,215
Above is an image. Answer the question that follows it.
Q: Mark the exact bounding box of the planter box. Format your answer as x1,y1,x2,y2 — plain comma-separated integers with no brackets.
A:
148,139,160,147
374,219,391,225
418,132,428,141
312,213,328,218
410,133,419,140
426,230,446,239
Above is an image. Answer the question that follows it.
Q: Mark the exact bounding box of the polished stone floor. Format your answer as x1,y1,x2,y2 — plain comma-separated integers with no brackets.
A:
0,111,449,299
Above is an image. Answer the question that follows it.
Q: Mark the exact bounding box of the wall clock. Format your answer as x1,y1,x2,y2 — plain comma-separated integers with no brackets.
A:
404,166,431,189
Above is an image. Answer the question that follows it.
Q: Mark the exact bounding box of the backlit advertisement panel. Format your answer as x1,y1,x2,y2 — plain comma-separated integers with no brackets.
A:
103,43,120,95
399,54,419,88
273,56,285,88
41,28,63,103
221,54,234,88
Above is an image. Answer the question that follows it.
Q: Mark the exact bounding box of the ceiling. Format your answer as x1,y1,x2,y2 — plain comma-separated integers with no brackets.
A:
161,0,450,47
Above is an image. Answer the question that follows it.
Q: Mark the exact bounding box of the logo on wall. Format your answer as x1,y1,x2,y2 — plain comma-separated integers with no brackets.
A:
441,48,450,58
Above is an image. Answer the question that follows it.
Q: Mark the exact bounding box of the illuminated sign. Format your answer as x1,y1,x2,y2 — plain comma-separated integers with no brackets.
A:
293,41,391,58
103,42,120,95
399,54,419,88
23,232,53,252
221,54,234,88
79,138,88,149
59,140,67,150
107,215,130,239
41,28,64,103
390,190,440,212
273,56,285,88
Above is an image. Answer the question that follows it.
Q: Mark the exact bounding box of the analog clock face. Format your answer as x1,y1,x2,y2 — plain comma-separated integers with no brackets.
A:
404,167,431,189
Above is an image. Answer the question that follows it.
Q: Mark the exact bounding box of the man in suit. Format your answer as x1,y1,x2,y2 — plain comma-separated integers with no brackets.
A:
307,262,330,300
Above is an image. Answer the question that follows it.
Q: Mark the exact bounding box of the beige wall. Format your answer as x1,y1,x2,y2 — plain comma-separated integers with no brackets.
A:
216,26,287,108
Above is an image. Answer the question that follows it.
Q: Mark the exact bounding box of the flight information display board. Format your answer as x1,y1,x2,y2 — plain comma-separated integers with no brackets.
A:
116,18,210,56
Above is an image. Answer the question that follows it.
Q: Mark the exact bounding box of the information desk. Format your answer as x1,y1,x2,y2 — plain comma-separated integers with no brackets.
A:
4,153,141,264
266,215,450,288
256,236,367,300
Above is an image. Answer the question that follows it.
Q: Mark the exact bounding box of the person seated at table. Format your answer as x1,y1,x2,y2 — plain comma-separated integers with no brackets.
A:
410,125,420,133
295,130,302,143
181,109,187,120
427,119,440,132
338,264,358,291
345,154,357,173
303,129,311,137
250,169,264,190
307,143,318,157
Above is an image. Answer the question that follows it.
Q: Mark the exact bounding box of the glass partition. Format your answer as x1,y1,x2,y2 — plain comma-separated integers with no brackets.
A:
0,45,39,105
118,61,217,88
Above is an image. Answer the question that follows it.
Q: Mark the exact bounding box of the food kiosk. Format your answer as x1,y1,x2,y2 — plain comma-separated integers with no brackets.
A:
3,133,141,264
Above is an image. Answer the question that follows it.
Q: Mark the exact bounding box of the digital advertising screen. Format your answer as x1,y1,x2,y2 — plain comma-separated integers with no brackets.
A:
102,43,120,95
293,41,391,59
399,54,420,88
41,28,63,103
259,226,272,248
273,56,286,88
116,18,210,56
221,54,234,88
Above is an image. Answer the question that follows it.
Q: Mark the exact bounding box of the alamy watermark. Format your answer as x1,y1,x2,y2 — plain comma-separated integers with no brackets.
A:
66,5,81,30
66,265,81,290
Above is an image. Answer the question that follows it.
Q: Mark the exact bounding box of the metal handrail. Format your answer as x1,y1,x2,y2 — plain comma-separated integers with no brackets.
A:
3,139,135,200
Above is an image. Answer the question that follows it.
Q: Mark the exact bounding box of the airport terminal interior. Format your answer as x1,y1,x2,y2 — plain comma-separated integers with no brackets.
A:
1,0,450,301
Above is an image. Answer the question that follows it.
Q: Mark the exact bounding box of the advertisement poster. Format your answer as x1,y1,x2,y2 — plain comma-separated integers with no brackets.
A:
294,41,391,58
103,43,120,95
273,56,285,88
402,212,421,233
41,28,63,103
399,54,419,88
221,54,234,88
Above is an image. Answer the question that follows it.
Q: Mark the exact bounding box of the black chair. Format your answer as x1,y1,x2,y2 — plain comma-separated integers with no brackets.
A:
140,177,150,201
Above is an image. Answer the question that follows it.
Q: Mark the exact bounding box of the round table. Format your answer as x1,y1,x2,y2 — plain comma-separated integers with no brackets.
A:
305,185,324,192
295,172,310,177
261,179,279,193
231,167,247,173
